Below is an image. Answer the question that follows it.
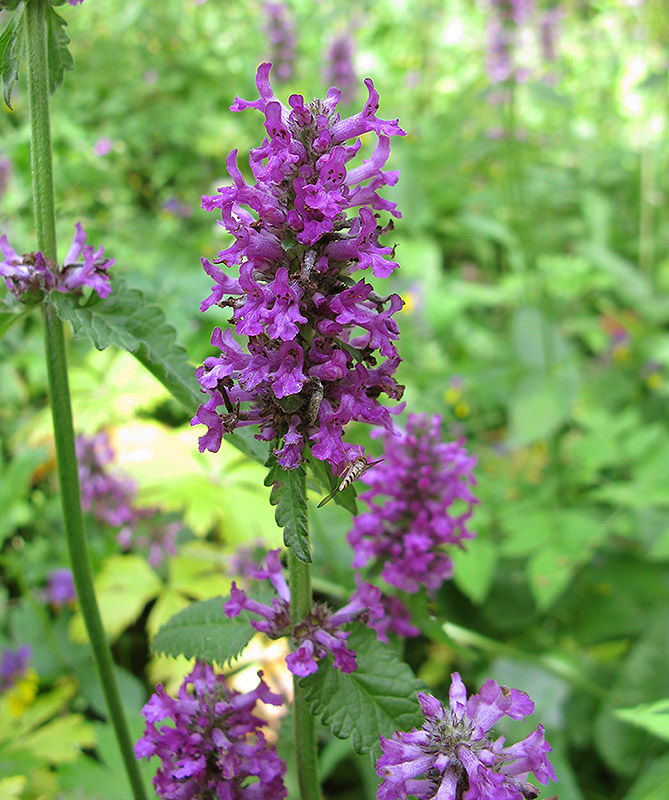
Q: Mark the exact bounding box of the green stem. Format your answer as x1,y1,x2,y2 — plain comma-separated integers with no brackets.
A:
24,3,147,799
288,476,321,800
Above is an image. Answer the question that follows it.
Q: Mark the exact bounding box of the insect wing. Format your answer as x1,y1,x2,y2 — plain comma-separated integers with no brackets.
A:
317,486,339,508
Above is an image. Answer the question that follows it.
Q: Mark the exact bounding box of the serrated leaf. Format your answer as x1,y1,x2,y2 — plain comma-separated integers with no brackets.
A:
302,625,424,755
49,280,265,463
0,4,25,110
151,596,256,666
266,456,310,562
45,5,73,95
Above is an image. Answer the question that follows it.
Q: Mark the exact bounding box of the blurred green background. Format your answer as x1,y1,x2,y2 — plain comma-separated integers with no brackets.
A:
1,0,669,798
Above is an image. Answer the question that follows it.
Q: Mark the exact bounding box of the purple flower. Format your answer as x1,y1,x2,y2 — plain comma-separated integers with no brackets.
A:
163,198,193,218
0,223,113,301
93,137,112,156
323,34,357,105
1,645,31,692
58,222,114,299
348,413,478,595
118,519,180,569
377,672,556,800
368,595,419,643
135,662,287,800
46,568,77,609
263,3,296,83
77,433,137,528
68,0,85,5
0,156,11,200
194,63,405,472
224,549,386,676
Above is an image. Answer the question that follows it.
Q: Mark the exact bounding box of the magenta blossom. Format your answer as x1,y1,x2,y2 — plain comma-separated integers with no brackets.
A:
46,568,77,609
377,672,556,800
135,663,286,800
0,223,113,301
224,549,393,676
193,62,405,472
348,413,478,595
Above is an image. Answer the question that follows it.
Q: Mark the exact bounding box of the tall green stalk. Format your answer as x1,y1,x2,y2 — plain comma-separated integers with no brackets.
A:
24,2,147,798
288,474,321,800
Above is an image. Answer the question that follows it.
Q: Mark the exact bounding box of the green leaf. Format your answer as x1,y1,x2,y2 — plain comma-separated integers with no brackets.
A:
302,626,424,756
453,536,497,604
49,280,265,463
265,456,310,563
0,305,32,341
151,596,256,666
6,714,95,764
622,753,669,800
69,555,161,642
45,5,73,95
0,4,25,110
594,609,669,776
615,699,669,742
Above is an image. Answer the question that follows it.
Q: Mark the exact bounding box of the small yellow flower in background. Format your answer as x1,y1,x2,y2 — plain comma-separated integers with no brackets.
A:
6,669,39,718
454,401,470,419
445,386,461,405
401,292,417,313
646,372,663,390
612,343,631,363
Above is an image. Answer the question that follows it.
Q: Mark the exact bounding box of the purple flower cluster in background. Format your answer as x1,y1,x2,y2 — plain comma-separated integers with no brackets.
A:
68,0,85,6
0,156,11,200
348,413,478,595
0,645,31,692
135,662,286,800
377,672,556,800
323,34,357,105
77,432,137,527
193,62,406,472
46,568,77,609
484,0,562,88
224,549,406,676
76,432,179,567
0,223,113,301
263,3,296,83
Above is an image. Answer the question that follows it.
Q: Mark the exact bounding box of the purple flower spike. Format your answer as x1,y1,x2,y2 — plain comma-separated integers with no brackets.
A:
46,568,77,609
0,223,113,301
194,63,406,471
77,432,179,567
135,663,287,800
263,3,296,83
324,34,357,105
1,645,32,692
348,413,478,595
224,549,387,676
377,672,557,800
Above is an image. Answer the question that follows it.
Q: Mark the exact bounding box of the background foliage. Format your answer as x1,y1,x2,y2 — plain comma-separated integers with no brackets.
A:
1,0,669,798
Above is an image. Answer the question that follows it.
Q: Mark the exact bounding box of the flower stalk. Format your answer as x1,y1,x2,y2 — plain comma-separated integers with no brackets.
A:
24,2,147,799
288,472,321,800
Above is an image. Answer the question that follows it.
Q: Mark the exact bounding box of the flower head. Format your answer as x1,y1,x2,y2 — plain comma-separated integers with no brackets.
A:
135,663,286,800
0,223,113,301
77,432,137,527
377,672,556,800
224,549,389,676
46,568,77,609
194,63,405,472
324,34,357,105
1,645,31,692
348,413,478,594
263,3,296,83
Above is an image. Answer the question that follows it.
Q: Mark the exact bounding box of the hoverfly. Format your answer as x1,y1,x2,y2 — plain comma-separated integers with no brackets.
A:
317,448,383,508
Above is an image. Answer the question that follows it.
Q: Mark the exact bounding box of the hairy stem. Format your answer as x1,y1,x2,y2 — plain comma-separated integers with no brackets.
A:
24,2,147,798
288,473,321,800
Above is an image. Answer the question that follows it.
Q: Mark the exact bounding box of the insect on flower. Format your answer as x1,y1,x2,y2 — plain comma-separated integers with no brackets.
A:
317,446,383,507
